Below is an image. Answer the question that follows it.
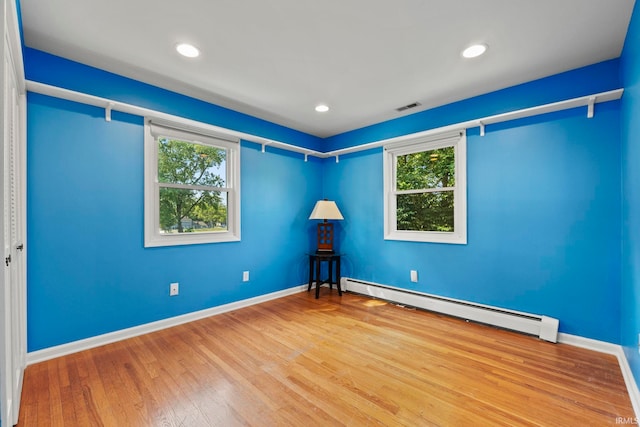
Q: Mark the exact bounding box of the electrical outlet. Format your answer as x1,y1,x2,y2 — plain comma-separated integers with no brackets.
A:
243,271,250,282
410,270,418,282
170,282,179,296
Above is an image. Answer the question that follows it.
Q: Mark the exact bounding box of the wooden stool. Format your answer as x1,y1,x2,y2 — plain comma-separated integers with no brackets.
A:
307,253,342,299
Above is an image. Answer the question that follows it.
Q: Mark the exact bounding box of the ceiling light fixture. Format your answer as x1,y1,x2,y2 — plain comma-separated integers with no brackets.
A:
462,43,488,59
315,104,330,113
176,43,200,58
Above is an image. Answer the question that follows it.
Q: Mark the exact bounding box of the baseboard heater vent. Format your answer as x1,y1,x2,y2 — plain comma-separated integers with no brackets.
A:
342,278,559,342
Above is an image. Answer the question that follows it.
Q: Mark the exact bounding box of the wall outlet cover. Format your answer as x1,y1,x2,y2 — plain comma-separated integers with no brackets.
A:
170,282,179,296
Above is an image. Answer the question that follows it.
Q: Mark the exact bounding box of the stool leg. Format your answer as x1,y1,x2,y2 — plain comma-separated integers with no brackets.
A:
315,257,321,299
336,256,342,296
328,259,333,291
307,255,314,292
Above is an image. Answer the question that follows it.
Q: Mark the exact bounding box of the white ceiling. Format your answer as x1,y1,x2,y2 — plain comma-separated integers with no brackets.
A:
20,0,636,138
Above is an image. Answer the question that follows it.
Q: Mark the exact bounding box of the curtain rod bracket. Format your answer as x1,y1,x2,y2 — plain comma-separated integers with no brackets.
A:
587,96,596,118
105,103,113,122
335,155,340,163
479,122,485,137
261,144,266,153
304,154,308,162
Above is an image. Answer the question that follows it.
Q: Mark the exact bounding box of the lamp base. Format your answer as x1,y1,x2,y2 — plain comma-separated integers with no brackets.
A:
316,222,335,252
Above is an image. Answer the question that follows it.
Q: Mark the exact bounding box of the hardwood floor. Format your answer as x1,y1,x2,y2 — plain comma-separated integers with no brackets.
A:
18,290,635,426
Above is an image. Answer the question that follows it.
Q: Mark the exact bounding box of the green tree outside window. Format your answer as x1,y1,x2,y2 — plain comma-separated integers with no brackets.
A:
157,138,228,234
396,146,455,232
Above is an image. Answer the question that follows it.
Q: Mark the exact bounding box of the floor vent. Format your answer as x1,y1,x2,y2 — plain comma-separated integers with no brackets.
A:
343,278,559,342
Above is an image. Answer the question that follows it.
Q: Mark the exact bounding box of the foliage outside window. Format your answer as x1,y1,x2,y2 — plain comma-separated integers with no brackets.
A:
145,120,240,247
384,131,466,244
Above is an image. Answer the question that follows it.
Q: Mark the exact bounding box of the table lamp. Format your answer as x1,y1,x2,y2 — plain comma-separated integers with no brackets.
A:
309,199,344,253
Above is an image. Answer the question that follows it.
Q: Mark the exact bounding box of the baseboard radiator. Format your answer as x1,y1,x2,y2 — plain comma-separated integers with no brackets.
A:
342,278,559,343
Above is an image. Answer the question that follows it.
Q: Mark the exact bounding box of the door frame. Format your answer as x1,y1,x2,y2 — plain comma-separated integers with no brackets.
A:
1,0,26,425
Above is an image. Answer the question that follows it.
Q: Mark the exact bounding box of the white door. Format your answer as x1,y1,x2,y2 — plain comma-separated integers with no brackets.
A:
1,26,26,427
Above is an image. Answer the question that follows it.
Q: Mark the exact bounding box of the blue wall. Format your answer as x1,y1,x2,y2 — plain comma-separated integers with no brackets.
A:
26,73,323,351
621,0,640,389
324,102,622,342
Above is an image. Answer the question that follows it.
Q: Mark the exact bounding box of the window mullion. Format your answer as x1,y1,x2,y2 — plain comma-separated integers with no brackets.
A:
158,182,230,192
394,187,456,195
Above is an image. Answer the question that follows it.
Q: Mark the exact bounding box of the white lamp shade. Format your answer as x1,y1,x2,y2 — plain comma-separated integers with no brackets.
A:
309,200,344,220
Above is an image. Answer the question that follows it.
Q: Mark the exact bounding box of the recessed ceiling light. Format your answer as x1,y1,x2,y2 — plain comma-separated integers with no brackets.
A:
315,104,330,113
176,43,200,58
462,44,488,59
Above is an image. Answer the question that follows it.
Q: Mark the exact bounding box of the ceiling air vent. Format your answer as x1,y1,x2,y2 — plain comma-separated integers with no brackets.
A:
395,102,422,112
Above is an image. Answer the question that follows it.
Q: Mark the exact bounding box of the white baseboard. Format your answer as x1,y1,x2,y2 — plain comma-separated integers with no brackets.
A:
558,333,640,418
26,284,308,366
557,332,622,355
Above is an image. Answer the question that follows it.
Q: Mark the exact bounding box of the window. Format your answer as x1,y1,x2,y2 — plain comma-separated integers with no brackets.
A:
384,130,466,244
144,119,240,247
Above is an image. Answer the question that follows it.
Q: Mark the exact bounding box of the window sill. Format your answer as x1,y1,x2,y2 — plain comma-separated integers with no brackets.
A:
144,231,241,248
384,230,467,245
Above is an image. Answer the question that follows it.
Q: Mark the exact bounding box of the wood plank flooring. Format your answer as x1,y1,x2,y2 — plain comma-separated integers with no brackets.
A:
18,290,635,426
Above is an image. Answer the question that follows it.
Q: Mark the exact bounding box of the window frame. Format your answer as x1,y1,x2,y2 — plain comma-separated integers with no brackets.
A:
144,118,241,247
383,130,467,244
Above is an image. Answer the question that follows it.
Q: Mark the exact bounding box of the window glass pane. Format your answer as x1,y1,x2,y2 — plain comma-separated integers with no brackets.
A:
158,138,227,187
396,146,455,190
159,188,228,234
397,191,454,232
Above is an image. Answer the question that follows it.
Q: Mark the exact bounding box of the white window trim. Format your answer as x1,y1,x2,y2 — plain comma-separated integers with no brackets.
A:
384,130,467,244
144,118,241,247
